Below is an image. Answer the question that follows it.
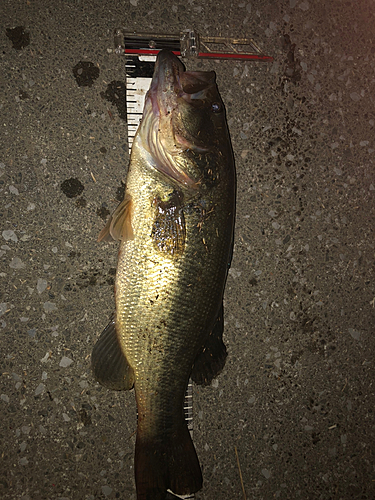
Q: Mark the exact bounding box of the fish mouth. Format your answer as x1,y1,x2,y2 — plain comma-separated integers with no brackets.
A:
138,50,216,189
149,50,215,117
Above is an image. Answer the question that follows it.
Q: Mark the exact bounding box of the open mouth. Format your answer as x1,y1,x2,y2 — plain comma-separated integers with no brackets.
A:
149,50,215,115
138,51,216,189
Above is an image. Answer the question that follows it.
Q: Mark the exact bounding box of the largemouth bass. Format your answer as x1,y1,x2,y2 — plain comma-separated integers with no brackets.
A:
92,50,236,500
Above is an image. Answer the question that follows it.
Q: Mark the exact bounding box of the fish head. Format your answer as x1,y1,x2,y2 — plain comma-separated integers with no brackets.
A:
137,50,231,189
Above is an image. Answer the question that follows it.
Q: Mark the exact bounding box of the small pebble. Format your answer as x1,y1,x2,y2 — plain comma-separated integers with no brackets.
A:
348,328,361,340
2,230,18,242
102,485,113,496
35,383,45,396
9,257,25,269
43,302,57,312
37,279,47,294
40,351,51,363
59,356,73,368
262,468,271,479
228,268,242,278
350,92,360,101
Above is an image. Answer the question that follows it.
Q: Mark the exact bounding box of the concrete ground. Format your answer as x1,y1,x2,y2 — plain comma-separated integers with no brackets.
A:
1,1,374,499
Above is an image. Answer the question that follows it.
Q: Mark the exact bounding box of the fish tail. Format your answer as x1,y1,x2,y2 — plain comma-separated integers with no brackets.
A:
135,423,202,499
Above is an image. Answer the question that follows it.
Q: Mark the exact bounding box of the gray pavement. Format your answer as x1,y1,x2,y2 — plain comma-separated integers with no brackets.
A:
1,1,374,499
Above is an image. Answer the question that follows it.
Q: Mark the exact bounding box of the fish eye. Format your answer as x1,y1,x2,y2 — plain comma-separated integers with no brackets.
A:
211,102,222,113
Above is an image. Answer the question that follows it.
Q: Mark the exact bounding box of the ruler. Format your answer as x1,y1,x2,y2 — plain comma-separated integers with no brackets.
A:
125,55,154,153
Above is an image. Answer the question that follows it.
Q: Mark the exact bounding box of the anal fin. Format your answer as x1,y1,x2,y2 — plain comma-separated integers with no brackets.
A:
191,302,227,386
91,317,134,391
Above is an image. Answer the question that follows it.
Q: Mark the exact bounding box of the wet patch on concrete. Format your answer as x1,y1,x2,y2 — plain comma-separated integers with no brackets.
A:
97,205,111,221
115,181,126,202
72,61,100,87
6,26,30,50
60,178,84,198
101,81,127,120
281,33,301,85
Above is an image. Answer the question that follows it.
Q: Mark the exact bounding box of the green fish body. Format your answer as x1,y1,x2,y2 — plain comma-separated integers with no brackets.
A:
92,50,236,500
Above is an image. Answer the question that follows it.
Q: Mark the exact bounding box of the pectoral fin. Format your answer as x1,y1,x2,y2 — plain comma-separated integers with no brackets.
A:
98,193,134,242
191,302,227,386
91,317,134,391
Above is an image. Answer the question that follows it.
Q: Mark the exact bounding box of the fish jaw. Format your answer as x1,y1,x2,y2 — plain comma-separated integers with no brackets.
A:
135,50,221,190
147,49,185,118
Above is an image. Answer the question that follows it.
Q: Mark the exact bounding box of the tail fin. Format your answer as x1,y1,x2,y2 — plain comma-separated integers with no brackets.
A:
135,423,202,500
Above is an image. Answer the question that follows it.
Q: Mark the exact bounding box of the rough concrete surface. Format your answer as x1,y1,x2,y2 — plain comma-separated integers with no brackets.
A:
1,1,374,499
